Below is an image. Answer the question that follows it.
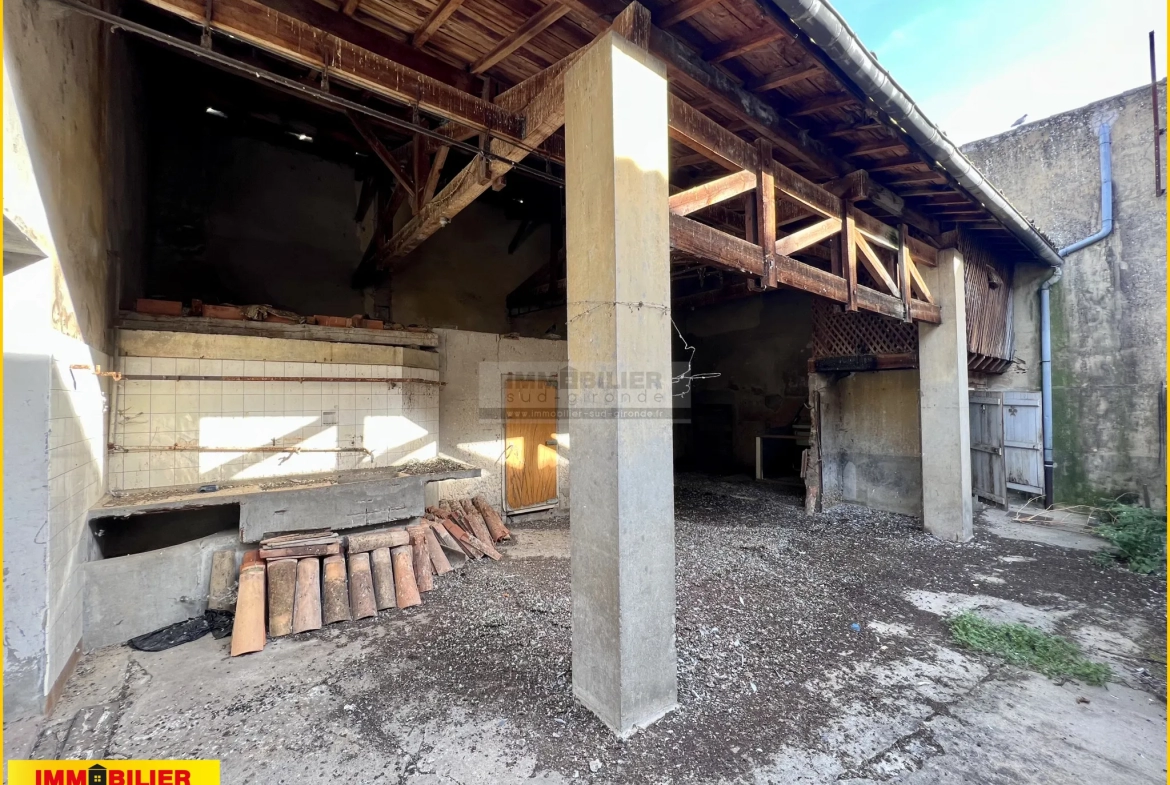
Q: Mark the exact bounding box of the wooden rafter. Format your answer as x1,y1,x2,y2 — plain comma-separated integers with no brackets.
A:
371,14,604,269
707,28,784,64
790,93,855,117
846,138,906,157
471,1,571,75
255,0,479,93
340,0,360,16
146,0,521,140
746,63,819,92
648,25,845,175
348,111,416,212
658,0,722,27
412,0,466,48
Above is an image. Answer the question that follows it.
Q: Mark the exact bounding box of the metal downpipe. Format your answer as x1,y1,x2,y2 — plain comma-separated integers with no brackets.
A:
1041,123,1114,507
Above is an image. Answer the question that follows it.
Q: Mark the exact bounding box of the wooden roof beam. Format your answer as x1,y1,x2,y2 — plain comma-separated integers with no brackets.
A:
658,0,722,27
647,25,846,175
789,92,855,117
412,0,466,48
254,0,479,93
746,63,820,92
149,0,516,137
372,9,615,269
845,138,906,157
707,28,785,64
471,1,571,75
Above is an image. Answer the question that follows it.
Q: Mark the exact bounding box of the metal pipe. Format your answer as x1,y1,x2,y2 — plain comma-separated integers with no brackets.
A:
52,0,567,188
1038,123,1114,507
1150,31,1164,197
766,0,1064,268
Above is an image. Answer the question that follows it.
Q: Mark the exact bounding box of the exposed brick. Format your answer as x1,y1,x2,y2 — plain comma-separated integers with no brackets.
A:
136,298,183,316
203,304,245,320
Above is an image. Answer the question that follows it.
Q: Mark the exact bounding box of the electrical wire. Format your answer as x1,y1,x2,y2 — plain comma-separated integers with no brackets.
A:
53,0,566,188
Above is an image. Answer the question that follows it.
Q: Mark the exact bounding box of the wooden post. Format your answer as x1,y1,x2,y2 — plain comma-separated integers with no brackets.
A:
292,557,323,633
391,545,422,608
370,547,397,610
322,553,351,624
842,200,858,312
755,138,776,288
266,558,297,638
897,223,913,322
408,525,434,592
348,552,378,619
230,552,266,656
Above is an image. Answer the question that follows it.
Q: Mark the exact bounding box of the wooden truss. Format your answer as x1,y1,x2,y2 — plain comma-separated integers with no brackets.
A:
141,0,942,323
666,92,940,323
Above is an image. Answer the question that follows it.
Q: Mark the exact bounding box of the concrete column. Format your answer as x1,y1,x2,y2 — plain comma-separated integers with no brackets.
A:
564,30,677,736
918,247,973,542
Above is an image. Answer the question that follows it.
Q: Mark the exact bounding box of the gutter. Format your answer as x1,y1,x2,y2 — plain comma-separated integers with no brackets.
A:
767,0,1065,268
1038,123,1114,506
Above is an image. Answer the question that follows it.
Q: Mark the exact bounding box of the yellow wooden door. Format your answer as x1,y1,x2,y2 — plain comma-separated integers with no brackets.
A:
504,377,558,510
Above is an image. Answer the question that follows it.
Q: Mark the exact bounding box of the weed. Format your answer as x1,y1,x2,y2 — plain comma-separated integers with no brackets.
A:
1093,502,1166,576
947,612,1111,686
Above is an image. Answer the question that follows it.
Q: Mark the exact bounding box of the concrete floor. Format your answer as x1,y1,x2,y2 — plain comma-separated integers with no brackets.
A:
13,477,1166,783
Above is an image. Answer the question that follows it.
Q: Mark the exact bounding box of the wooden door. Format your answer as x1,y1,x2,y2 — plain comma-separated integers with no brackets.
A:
969,391,1008,507
1003,391,1044,494
504,377,559,511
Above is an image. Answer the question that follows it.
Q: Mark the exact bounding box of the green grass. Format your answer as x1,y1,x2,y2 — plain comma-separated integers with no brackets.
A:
1093,502,1166,576
947,612,1111,686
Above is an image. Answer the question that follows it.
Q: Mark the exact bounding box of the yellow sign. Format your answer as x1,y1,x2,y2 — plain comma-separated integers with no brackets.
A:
7,761,220,785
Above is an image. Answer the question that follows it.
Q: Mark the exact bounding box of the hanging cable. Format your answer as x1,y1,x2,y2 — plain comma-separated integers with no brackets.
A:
53,0,566,188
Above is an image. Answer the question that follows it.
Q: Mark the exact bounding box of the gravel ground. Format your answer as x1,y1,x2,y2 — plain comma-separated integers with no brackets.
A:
305,473,1167,783
31,473,1165,783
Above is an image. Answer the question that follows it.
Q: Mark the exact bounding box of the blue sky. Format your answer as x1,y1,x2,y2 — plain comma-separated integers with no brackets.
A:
831,0,1167,143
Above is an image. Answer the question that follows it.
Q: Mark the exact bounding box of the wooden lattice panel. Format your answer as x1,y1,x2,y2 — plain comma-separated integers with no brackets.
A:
811,298,918,358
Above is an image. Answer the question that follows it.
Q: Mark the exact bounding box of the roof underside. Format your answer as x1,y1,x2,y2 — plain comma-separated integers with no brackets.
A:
315,0,1049,263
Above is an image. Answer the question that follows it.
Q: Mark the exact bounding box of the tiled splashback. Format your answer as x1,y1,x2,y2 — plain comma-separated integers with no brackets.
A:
109,356,439,492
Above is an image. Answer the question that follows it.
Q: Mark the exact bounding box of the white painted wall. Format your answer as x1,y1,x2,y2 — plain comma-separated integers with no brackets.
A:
429,329,570,513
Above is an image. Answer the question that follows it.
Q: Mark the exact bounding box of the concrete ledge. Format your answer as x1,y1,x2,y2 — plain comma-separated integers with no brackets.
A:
83,530,242,651
90,467,481,541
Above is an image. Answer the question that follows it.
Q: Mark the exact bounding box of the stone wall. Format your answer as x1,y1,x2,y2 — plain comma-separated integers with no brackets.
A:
962,82,1167,506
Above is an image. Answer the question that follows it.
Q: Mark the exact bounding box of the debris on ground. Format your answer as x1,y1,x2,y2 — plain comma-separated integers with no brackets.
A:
228,497,511,657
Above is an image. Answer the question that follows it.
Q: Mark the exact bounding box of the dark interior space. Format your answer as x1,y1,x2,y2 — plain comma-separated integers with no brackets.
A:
121,26,568,332
89,505,240,559
673,289,813,481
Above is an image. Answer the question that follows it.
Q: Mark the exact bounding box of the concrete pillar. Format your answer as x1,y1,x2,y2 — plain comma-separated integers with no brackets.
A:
918,248,973,542
564,30,677,736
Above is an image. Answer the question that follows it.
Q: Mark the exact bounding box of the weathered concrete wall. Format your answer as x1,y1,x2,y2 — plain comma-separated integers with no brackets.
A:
963,83,1167,506
4,0,144,717
817,370,923,517
429,329,569,513
84,531,242,651
393,202,553,335
145,128,368,317
678,290,812,473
